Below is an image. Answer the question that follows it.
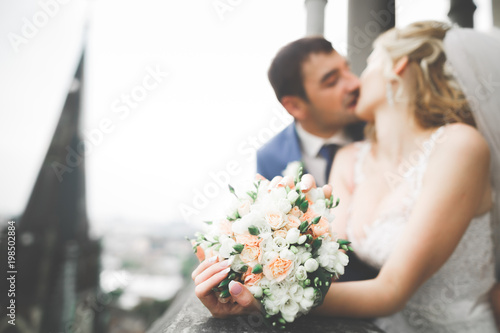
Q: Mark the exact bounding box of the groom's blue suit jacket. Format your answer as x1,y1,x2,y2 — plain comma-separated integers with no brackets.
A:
257,123,302,180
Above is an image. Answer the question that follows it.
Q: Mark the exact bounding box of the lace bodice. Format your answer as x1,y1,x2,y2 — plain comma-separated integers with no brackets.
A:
346,127,498,333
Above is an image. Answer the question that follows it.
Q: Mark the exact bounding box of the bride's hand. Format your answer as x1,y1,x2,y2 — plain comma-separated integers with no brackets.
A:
192,256,262,318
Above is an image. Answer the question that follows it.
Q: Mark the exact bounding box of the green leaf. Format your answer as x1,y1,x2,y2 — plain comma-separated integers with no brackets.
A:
218,279,230,288
312,238,322,251
252,264,263,274
204,221,213,225
300,201,309,213
337,239,351,246
333,197,340,208
228,184,238,198
311,216,321,224
299,221,309,233
248,225,260,236
220,289,231,298
233,243,244,253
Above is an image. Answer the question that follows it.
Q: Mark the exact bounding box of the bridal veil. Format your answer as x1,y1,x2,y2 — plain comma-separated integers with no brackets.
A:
444,27,500,279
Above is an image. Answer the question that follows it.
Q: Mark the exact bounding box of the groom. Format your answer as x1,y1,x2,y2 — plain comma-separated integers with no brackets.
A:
257,37,364,186
257,37,377,283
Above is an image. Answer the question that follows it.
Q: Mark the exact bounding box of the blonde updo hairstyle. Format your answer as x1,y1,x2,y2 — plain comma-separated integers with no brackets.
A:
365,21,475,140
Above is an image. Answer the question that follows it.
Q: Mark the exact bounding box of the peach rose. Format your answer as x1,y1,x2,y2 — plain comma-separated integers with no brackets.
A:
219,219,233,236
240,244,262,264
285,214,301,230
265,212,286,230
236,234,261,247
300,207,317,222
263,256,294,282
273,229,287,239
310,216,330,238
244,272,263,286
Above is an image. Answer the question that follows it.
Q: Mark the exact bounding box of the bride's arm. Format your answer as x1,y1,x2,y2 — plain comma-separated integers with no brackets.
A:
315,124,491,317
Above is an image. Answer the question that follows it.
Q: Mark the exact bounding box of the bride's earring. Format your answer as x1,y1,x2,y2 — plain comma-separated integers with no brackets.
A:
386,82,394,107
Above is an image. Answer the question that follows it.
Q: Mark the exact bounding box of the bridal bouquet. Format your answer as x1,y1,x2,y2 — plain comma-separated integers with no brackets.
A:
190,169,350,329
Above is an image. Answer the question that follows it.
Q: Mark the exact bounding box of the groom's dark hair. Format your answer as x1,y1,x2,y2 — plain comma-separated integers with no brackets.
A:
268,37,334,102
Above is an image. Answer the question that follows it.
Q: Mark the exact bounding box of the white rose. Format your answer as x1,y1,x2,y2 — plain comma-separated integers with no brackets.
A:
280,248,296,261
295,265,307,281
304,258,319,272
285,228,300,244
262,251,279,265
248,286,263,298
237,199,252,217
287,190,299,204
269,283,290,306
280,300,300,323
265,211,287,230
231,219,248,235
218,236,236,258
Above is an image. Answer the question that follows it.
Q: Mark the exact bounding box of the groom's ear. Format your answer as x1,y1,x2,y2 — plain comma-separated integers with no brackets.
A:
394,56,409,75
281,95,309,121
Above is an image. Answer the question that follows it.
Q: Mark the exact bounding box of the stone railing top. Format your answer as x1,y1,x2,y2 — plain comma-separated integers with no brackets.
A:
147,282,385,333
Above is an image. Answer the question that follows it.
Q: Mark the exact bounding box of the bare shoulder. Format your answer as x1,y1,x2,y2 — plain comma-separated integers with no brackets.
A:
436,123,490,162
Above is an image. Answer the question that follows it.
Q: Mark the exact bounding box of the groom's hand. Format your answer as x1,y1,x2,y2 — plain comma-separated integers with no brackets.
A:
192,256,262,318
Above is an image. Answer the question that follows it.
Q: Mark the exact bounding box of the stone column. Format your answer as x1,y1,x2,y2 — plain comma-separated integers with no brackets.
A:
347,0,395,75
305,0,328,36
448,0,477,27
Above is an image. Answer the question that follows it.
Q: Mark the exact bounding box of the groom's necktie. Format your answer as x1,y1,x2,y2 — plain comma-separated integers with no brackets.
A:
318,143,340,184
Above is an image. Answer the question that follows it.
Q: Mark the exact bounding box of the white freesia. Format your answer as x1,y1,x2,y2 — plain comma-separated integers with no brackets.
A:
307,187,325,202
303,287,316,300
218,236,236,258
277,198,292,214
297,235,307,245
282,161,303,179
269,283,290,306
288,284,305,303
225,197,240,220
285,228,300,244
287,190,299,204
280,300,300,322
317,241,349,275
237,199,252,217
311,199,327,216
270,187,288,201
272,237,289,252
304,258,319,272
295,265,307,281
263,298,280,316
299,298,314,310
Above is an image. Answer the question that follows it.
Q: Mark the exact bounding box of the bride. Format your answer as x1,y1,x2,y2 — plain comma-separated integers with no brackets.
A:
192,21,500,332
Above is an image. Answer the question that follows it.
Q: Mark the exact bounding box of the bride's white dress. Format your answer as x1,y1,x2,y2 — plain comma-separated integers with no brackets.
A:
346,127,498,333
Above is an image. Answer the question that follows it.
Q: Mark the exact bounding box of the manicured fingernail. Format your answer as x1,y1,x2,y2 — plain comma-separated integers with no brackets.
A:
220,267,230,275
229,281,242,295
219,260,231,268
207,255,218,263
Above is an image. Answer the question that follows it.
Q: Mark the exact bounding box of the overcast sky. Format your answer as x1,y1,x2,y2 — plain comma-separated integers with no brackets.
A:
0,0,493,234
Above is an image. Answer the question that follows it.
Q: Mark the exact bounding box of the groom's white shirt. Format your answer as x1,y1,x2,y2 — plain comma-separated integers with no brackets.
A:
295,122,351,185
